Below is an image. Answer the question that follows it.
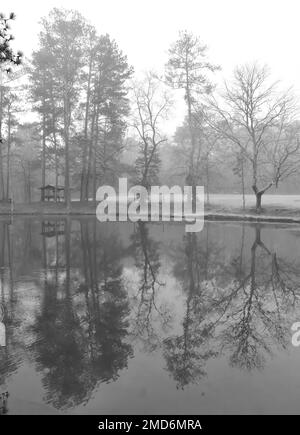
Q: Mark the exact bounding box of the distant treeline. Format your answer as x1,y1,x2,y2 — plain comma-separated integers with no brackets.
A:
1,9,300,211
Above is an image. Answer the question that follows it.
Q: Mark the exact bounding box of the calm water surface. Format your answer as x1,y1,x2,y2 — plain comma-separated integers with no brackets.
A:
0,217,300,414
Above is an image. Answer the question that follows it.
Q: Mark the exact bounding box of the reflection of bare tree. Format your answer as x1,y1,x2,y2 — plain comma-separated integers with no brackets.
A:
130,222,170,351
164,223,300,387
214,225,300,371
220,228,273,369
163,231,218,389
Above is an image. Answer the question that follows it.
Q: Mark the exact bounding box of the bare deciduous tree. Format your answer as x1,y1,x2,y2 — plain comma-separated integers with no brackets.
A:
208,64,300,212
131,72,172,189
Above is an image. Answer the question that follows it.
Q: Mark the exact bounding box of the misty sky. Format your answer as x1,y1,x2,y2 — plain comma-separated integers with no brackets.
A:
5,0,300,132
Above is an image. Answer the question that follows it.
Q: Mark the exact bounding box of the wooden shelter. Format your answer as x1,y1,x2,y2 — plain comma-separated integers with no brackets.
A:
39,184,65,202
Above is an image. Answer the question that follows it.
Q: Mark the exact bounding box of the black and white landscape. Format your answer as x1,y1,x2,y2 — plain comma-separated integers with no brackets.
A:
0,0,300,416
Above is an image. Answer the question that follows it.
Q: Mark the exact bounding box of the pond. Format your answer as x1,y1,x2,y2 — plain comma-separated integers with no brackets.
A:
0,217,300,414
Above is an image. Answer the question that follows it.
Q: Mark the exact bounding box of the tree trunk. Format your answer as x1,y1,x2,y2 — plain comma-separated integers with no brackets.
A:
252,180,273,213
54,134,58,202
0,84,5,200
50,87,59,202
92,112,99,203
85,106,96,201
185,69,197,210
206,157,210,204
255,191,262,213
6,110,11,200
80,54,93,202
42,91,46,195
92,144,97,203
64,93,71,209
241,158,245,211
28,165,31,203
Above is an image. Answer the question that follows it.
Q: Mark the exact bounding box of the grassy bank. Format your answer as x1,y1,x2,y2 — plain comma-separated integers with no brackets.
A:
204,200,300,223
0,200,299,224
0,201,97,215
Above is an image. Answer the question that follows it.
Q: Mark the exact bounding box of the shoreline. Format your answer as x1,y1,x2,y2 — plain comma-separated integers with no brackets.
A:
0,203,299,225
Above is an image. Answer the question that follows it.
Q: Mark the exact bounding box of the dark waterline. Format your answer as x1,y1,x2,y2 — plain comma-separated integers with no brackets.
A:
0,217,300,414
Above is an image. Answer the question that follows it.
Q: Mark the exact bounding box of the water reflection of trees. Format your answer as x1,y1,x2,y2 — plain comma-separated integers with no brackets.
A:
0,219,133,411
31,219,132,410
1,219,300,409
164,224,300,388
215,225,300,371
0,220,21,398
79,220,133,384
32,219,88,409
163,228,220,389
129,222,171,352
